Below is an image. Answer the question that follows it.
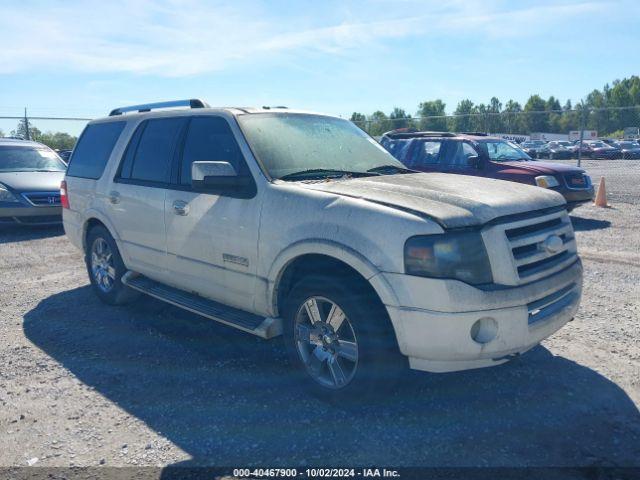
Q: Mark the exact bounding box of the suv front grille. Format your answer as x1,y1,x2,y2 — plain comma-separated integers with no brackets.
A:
21,192,61,207
482,208,579,286
504,210,577,283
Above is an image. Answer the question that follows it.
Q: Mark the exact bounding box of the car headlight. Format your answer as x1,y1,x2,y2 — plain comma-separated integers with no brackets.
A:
535,175,560,188
0,183,20,203
404,231,493,285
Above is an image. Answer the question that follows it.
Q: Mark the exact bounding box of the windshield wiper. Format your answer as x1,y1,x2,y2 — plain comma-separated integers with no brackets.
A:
366,165,416,174
278,168,378,181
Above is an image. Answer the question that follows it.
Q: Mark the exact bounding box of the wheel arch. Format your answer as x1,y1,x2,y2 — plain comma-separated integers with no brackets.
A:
268,240,400,318
81,209,121,252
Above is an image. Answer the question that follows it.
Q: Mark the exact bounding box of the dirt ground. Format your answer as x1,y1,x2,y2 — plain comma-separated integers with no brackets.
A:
1,199,639,469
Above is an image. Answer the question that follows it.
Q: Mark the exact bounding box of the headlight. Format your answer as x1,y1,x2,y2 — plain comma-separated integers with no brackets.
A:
535,175,560,188
404,231,493,285
0,183,20,203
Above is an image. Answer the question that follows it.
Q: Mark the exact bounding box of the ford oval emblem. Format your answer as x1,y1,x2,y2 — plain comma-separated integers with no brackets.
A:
543,235,563,254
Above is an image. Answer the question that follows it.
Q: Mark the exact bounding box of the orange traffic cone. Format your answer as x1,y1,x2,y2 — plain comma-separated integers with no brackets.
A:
594,176,609,207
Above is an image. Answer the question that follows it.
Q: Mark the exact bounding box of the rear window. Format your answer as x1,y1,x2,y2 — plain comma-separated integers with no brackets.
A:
66,121,126,179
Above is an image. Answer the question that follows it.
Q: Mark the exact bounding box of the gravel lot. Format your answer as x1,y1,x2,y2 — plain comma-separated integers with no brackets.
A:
1,171,639,469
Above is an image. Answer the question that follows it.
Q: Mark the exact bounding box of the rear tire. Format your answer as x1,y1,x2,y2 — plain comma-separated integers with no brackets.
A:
282,275,405,401
85,225,139,305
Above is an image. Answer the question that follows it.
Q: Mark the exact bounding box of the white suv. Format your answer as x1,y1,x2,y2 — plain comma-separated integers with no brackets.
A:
62,99,583,397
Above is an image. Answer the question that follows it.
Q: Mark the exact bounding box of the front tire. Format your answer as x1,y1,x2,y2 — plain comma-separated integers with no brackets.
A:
282,275,404,400
85,225,139,305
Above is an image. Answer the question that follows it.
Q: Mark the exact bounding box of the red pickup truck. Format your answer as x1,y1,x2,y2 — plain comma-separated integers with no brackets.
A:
380,131,594,211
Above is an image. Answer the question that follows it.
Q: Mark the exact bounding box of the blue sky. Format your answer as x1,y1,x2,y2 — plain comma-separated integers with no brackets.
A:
1,0,638,136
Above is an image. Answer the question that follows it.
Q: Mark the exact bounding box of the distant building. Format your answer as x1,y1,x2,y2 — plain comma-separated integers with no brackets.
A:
531,132,570,141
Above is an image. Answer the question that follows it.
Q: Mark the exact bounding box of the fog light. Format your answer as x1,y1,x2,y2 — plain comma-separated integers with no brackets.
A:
470,317,498,344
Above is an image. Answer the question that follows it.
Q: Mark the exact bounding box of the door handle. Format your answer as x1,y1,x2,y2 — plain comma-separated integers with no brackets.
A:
108,191,120,204
172,200,189,216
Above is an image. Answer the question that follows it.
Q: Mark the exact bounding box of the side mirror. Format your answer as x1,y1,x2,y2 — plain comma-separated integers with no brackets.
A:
466,155,481,168
191,161,254,196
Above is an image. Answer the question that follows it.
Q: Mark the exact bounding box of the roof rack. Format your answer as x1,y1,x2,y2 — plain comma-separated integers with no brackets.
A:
109,99,210,116
459,132,488,136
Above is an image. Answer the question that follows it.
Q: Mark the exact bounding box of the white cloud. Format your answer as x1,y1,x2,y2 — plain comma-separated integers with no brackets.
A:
0,0,612,76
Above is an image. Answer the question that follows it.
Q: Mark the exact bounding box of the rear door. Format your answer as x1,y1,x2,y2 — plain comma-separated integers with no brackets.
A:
109,116,187,281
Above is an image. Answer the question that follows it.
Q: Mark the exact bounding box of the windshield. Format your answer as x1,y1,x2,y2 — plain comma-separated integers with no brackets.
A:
480,141,531,162
589,141,607,148
237,113,406,179
557,141,573,147
0,146,67,172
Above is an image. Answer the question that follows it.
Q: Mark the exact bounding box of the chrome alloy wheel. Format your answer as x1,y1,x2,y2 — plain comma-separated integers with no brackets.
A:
294,296,359,389
90,237,116,293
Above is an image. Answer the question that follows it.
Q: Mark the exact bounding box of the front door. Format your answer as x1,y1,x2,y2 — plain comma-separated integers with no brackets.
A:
163,116,261,312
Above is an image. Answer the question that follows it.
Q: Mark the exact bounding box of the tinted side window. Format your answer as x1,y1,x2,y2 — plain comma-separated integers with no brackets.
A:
66,121,126,179
130,117,185,183
445,141,478,167
180,117,246,185
409,140,442,168
118,122,146,180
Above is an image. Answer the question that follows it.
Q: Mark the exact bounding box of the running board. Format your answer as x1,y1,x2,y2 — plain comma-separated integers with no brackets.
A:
122,272,282,339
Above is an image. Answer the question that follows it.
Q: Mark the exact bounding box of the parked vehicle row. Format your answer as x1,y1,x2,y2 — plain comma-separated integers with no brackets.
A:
380,131,594,211
521,138,640,160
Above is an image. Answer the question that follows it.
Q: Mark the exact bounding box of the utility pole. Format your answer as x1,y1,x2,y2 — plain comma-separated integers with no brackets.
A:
24,108,30,141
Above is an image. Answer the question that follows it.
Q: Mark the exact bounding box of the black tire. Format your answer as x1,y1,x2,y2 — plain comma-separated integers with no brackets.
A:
282,275,405,401
85,225,139,305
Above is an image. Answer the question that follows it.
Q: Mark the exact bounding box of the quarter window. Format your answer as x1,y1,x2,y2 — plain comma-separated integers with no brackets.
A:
67,121,126,179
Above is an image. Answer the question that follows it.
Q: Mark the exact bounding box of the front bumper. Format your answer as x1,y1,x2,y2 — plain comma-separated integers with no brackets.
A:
562,187,594,208
0,204,62,225
380,259,582,373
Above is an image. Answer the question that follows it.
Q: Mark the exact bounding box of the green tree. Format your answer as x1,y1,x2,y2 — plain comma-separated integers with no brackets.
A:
451,99,475,132
11,118,42,140
524,94,549,133
389,107,412,129
546,96,562,132
416,99,447,131
503,100,524,133
37,132,78,150
485,97,504,133
368,111,392,136
350,112,367,131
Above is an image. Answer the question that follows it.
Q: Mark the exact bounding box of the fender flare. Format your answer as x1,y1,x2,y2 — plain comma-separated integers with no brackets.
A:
81,208,122,251
265,238,400,314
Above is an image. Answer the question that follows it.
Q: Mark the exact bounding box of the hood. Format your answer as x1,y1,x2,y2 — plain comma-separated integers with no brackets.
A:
0,171,65,193
300,172,564,229
499,160,584,175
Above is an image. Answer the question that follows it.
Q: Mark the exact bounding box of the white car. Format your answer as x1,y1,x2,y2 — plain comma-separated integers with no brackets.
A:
62,99,582,398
